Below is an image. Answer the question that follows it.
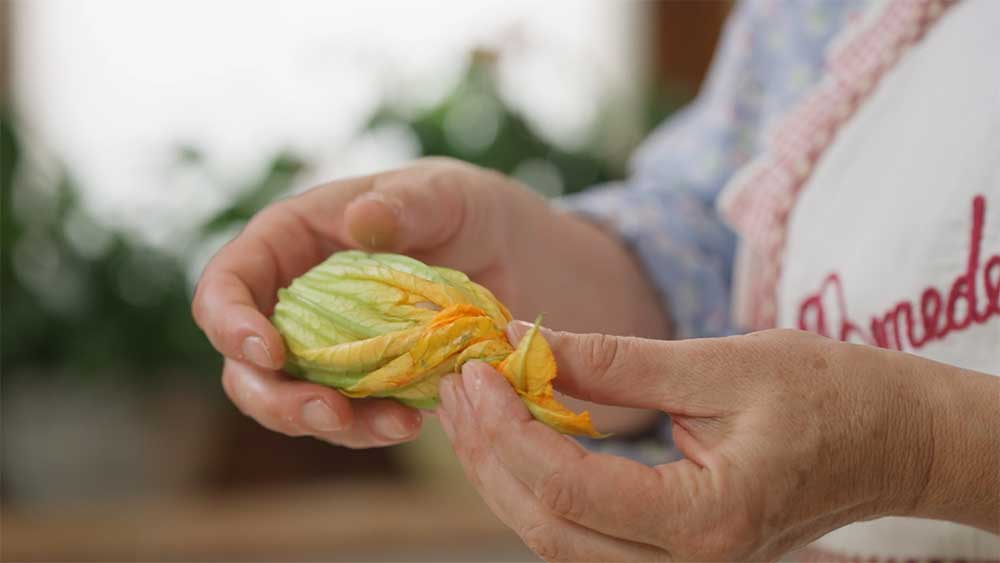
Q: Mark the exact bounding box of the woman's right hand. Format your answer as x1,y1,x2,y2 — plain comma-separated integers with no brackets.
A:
191,157,669,448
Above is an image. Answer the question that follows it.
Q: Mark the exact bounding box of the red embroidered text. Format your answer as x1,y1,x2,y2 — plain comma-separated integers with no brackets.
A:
798,195,999,350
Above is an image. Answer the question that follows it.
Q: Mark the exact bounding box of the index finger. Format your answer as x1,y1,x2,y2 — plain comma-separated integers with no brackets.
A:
460,361,709,550
191,175,374,366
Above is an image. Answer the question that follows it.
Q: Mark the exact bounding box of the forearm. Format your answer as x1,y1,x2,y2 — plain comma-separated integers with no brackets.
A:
908,359,1000,532
509,195,672,340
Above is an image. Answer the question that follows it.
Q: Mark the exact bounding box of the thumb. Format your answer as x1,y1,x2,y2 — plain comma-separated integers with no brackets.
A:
505,321,730,413
342,161,508,273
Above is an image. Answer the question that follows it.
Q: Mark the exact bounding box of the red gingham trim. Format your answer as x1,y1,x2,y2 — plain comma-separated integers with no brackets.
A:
718,0,957,331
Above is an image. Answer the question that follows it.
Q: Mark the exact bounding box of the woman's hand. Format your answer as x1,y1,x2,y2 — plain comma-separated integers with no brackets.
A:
436,324,1000,561
192,158,668,448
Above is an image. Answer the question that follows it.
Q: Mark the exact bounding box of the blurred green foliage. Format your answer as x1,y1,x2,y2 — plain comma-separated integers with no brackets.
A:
1,52,676,383
370,50,619,196
0,117,308,382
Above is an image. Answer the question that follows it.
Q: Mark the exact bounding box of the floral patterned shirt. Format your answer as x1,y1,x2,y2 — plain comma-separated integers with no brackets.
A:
564,0,868,340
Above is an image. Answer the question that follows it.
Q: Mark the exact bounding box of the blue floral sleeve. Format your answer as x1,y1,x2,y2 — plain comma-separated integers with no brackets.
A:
561,0,864,343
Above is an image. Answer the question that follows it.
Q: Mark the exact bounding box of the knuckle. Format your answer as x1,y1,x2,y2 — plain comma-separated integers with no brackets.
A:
384,159,471,208
750,327,819,348
255,400,288,432
425,166,465,196
243,203,283,231
745,328,832,381
751,327,789,339
519,520,566,562
224,371,288,433
537,471,584,521
580,333,620,380
769,327,801,338
704,335,744,362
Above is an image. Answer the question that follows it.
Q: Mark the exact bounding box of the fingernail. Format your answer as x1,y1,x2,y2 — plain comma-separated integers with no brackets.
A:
353,191,402,216
461,361,488,411
373,414,415,441
241,336,273,368
301,399,342,432
347,192,404,250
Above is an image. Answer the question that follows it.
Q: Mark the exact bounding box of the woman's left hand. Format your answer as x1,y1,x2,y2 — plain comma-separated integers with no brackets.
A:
436,324,999,562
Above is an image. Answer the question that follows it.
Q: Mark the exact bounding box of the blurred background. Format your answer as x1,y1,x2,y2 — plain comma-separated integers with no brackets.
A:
1,1,729,560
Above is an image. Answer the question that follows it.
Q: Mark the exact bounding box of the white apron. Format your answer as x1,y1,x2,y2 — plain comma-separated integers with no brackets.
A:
721,0,1000,559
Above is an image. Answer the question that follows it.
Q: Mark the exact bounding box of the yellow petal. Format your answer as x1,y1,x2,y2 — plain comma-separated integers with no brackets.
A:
455,338,514,367
345,306,496,396
523,395,606,438
293,324,424,374
433,267,512,327
498,316,555,396
315,261,467,310
340,353,414,398
498,316,602,438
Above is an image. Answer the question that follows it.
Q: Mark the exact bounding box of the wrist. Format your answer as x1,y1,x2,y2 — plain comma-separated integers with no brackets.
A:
905,360,1000,532
804,343,936,525
862,348,940,520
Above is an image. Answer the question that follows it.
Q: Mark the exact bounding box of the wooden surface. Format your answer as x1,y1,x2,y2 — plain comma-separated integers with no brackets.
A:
2,481,537,562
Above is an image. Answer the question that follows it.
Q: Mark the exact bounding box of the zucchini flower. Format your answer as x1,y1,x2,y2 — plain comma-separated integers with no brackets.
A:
271,250,602,437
